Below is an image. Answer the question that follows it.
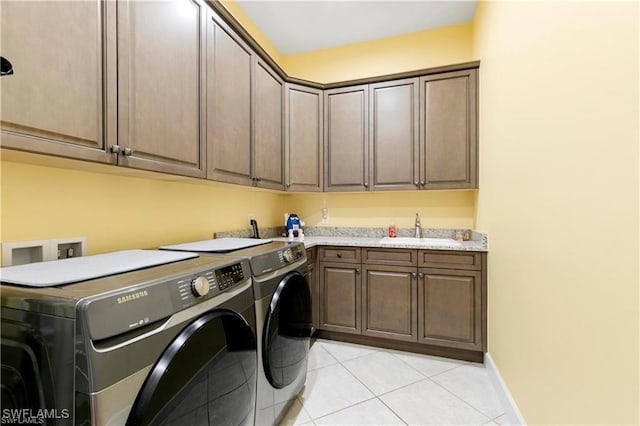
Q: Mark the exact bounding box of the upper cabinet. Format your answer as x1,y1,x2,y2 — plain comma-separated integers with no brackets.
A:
324,85,370,192
369,78,420,191
324,70,478,192
117,0,206,177
253,58,284,190
1,0,478,192
420,69,478,189
206,16,253,186
206,16,284,190
0,0,116,164
285,84,323,192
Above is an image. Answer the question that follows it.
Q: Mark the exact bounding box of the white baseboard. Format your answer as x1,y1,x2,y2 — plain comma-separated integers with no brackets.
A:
485,353,527,425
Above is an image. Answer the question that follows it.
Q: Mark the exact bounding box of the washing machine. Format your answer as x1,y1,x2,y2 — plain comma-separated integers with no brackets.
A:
160,239,312,425
0,249,257,425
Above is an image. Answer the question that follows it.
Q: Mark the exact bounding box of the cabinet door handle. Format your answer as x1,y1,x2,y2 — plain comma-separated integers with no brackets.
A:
336,252,342,258
123,148,134,156
364,182,369,188
420,181,425,187
355,268,360,274
414,181,419,187
286,183,291,188
418,272,424,278
411,272,417,279
110,145,120,154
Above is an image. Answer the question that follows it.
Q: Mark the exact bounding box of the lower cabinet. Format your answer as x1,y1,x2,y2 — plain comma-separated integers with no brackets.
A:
318,261,361,334
317,246,487,361
362,265,417,342
418,268,482,351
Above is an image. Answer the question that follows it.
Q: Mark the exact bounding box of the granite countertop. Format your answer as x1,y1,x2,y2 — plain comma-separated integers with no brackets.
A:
272,235,487,252
217,226,488,252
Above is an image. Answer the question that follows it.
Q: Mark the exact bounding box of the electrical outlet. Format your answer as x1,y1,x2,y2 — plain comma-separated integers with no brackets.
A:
54,237,86,260
321,208,329,224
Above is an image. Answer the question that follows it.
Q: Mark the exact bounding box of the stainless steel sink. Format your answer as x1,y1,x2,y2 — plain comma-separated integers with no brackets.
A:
378,237,462,246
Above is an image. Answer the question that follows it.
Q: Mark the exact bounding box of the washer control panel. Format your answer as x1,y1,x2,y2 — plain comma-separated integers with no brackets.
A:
215,262,245,291
250,243,306,276
279,246,304,265
83,258,251,341
177,261,247,303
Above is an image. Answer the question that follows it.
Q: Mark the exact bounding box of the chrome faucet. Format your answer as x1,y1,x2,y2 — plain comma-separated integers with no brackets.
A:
414,213,421,238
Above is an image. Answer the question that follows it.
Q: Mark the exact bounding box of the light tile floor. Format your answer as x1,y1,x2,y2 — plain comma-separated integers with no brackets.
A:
279,339,508,426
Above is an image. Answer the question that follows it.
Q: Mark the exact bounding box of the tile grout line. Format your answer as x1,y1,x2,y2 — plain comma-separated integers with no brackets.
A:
335,350,422,426
305,342,406,423
385,349,469,381
301,340,502,425
428,375,497,423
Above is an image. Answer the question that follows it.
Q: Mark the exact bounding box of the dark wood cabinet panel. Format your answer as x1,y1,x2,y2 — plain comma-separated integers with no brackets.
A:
420,69,478,189
318,247,361,263
362,248,417,267
317,246,486,358
285,84,324,191
418,250,481,270
206,16,253,185
362,265,417,342
324,85,369,191
306,248,318,332
117,0,206,177
369,78,419,191
0,0,116,164
253,58,284,189
319,262,361,334
418,268,482,350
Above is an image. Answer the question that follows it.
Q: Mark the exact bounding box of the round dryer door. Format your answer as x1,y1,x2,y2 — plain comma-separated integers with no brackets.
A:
262,271,312,389
126,309,257,426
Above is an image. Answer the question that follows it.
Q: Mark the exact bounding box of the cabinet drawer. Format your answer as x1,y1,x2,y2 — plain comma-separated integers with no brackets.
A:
362,248,417,267
319,246,361,263
418,250,481,270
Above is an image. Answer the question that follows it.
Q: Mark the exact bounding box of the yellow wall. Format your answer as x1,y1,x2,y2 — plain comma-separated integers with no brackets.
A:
0,157,286,256
219,0,283,65
472,1,639,424
281,23,473,83
284,191,475,230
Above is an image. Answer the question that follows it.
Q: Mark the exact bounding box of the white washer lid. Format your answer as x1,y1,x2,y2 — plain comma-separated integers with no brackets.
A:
160,238,272,253
0,249,198,287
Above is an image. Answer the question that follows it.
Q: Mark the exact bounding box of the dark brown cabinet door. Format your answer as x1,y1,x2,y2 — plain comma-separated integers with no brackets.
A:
117,0,206,177
369,79,419,191
0,0,116,164
285,84,323,192
420,69,478,189
418,268,482,350
253,58,284,190
206,15,253,185
362,265,417,342
318,262,361,334
324,86,369,191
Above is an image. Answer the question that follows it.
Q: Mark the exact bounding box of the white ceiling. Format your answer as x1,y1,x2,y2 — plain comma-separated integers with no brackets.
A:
234,0,478,55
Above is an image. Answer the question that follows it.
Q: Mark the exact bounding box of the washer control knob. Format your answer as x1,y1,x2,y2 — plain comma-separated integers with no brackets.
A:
191,276,210,297
283,249,294,263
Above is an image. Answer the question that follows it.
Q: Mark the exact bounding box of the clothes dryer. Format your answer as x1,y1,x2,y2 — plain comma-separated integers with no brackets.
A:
160,239,312,425
1,250,257,425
